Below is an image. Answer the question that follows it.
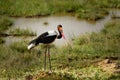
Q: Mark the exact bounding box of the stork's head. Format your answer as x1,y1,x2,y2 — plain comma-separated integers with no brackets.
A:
57,25,65,39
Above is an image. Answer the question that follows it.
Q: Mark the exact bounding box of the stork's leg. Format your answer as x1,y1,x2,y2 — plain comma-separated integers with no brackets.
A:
44,47,47,70
48,46,52,71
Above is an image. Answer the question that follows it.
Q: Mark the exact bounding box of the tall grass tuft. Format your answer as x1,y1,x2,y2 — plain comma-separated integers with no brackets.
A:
9,28,36,36
0,16,13,34
0,38,5,44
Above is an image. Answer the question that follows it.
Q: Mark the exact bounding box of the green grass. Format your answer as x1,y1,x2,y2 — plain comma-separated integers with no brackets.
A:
0,15,36,36
9,28,36,36
37,66,103,80
72,20,120,60
0,16,13,43
0,16,13,34
0,0,120,20
0,0,120,79
0,38,5,44
0,42,42,79
0,20,120,79
33,66,120,80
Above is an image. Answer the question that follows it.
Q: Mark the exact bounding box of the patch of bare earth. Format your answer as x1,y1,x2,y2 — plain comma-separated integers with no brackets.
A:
25,71,49,80
25,71,61,80
25,59,120,80
97,59,120,74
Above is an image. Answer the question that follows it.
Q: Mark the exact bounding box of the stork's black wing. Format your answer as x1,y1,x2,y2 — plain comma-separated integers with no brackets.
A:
36,31,57,44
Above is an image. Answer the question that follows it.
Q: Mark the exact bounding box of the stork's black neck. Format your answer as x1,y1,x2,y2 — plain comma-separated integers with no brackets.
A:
57,30,62,39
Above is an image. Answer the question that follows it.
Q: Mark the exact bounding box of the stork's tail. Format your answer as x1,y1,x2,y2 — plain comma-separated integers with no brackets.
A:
27,39,38,50
27,43,36,50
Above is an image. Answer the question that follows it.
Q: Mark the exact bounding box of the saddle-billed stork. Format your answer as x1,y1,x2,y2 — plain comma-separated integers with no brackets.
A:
27,24,65,71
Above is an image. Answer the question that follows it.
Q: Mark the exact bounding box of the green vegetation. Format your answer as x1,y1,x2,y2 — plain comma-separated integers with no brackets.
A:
9,28,36,36
0,0,120,20
0,16,13,34
0,38,5,44
0,16,13,43
72,20,120,59
37,67,120,80
0,19,119,79
0,0,120,79
0,16,36,36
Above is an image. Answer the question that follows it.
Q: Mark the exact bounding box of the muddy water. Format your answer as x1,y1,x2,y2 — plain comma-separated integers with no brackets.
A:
5,10,120,46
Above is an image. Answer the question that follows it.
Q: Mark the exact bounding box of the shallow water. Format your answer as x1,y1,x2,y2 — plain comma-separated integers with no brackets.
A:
5,9,120,46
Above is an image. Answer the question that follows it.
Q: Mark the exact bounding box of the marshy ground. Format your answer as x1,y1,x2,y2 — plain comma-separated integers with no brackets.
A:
0,0,120,80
